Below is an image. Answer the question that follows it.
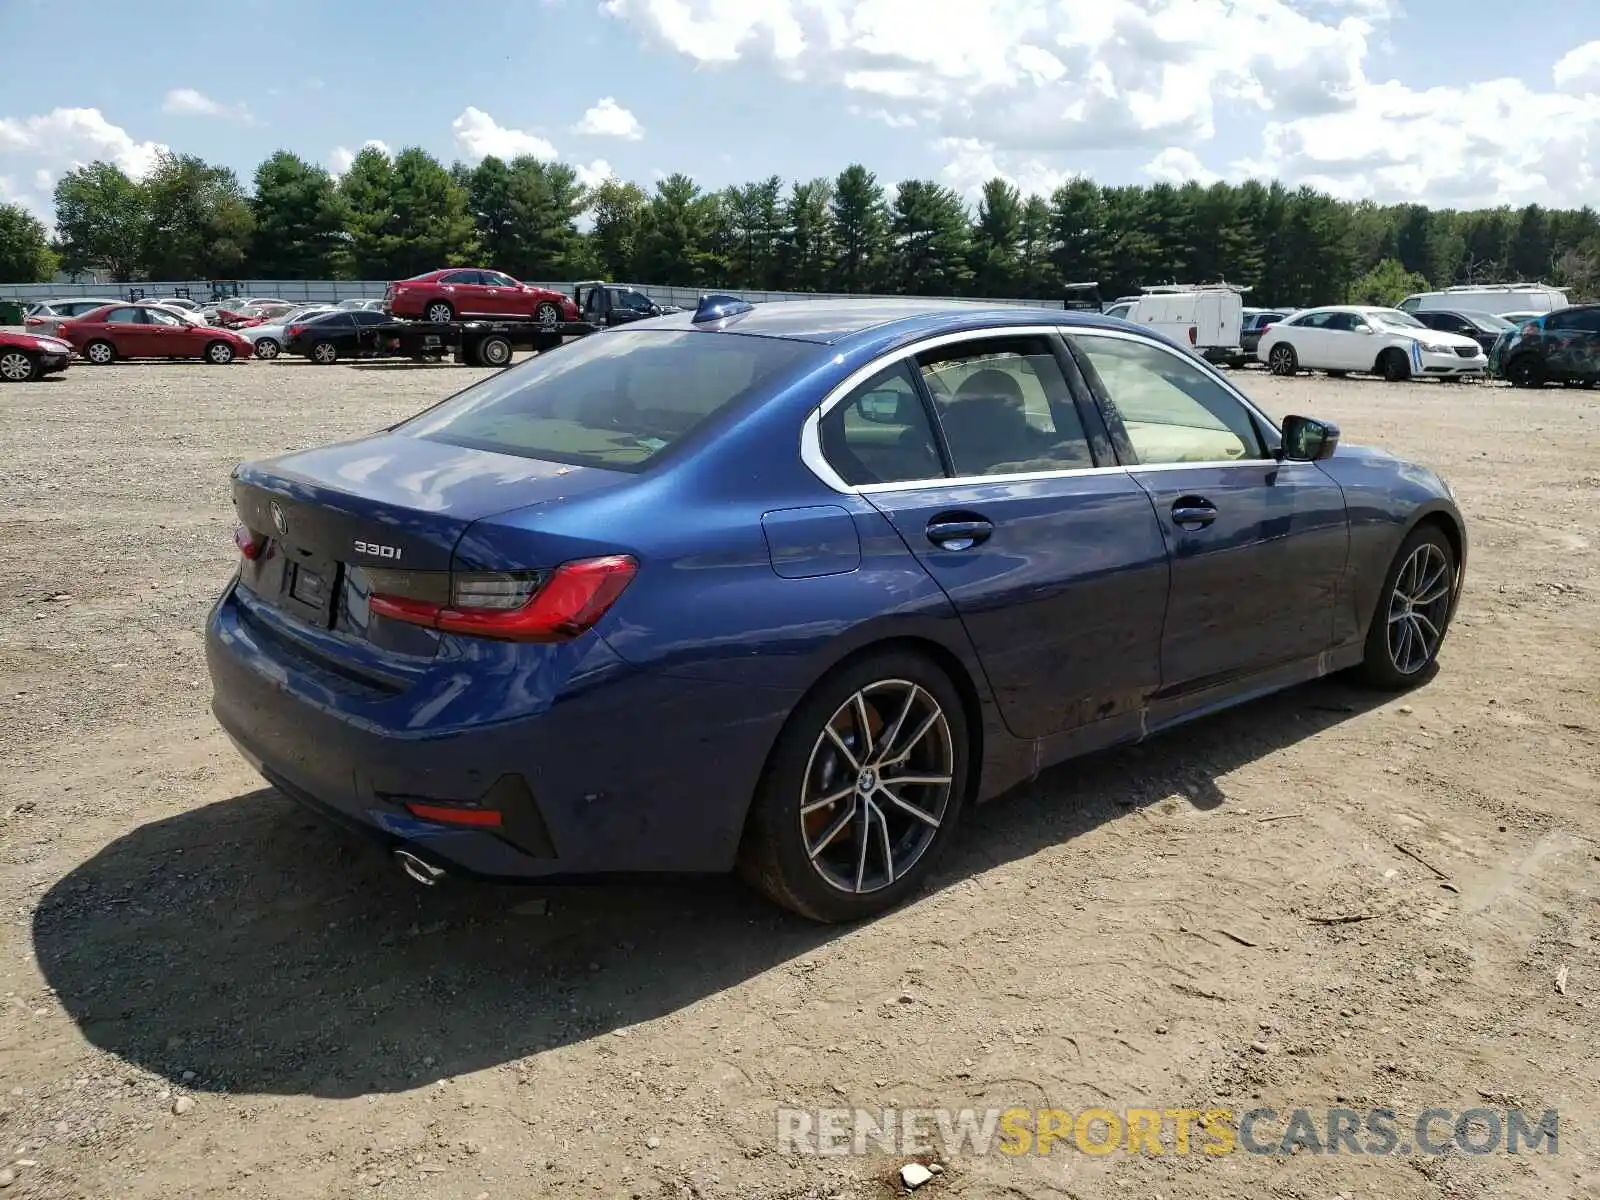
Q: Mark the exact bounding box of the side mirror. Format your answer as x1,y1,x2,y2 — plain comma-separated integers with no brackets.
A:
1281,415,1340,462
856,391,903,423
1354,324,1374,334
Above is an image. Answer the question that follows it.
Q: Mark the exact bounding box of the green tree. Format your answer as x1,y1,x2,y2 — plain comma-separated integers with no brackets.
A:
829,164,889,293
1048,178,1103,292
970,177,1023,297
340,145,400,278
0,203,59,283
889,180,971,296
505,158,587,280
779,178,834,293
249,151,348,278
638,174,719,286
1508,204,1551,280
1015,194,1056,299
1347,257,1429,306
385,147,478,277
587,179,647,280
140,152,254,279
52,162,148,279
724,176,784,289
465,155,518,270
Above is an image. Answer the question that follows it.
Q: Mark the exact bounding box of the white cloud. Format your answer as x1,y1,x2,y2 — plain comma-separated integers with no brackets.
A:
575,158,615,188
573,97,644,140
0,107,167,220
1554,41,1600,95
450,106,559,163
1143,147,1221,186
937,136,1073,201
601,0,1600,206
329,139,393,175
162,88,241,120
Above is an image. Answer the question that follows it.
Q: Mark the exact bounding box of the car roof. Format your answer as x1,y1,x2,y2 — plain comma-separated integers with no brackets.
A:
631,297,1127,345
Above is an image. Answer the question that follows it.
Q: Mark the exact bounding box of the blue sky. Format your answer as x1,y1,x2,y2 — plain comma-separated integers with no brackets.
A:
2,0,1598,223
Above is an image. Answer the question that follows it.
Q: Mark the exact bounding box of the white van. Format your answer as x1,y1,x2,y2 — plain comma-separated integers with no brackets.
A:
1126,285,1245,363
1398,283,1569,317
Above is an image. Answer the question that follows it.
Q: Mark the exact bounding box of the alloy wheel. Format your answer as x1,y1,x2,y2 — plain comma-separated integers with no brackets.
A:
536,303,559,325
800,680,954,895
312,343,337,364
1386,542,1452,675
209,343,233,364
0,351,34,381
1269,345,1295,375
426,303,453,323
87,343,113,364
255,339,279,360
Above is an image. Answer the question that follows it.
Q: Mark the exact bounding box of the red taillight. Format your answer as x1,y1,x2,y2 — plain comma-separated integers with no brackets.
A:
286,325,303,339
1187,326,1197,345
369,554,638,642
404,802,502,827
234,524,266,559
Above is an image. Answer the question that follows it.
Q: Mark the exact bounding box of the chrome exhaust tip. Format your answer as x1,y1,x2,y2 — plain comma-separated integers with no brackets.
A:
394,848,445,887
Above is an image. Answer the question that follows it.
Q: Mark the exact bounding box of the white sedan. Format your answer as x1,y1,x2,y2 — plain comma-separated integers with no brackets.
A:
1258,305,1487,382
249,306,337,359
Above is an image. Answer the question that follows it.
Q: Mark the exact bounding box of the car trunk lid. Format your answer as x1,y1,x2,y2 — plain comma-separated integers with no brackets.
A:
231,432,630,663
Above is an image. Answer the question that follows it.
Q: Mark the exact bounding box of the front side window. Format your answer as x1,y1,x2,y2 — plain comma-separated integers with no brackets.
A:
1072,334,1267,466
919,337,1093,476
403,330,813,471
483,272,518,287
619,289,655,312
1371,310,1423,330
1287,311,1329,328
819,363,944,486
1323,313,1359,333
104,307,142,324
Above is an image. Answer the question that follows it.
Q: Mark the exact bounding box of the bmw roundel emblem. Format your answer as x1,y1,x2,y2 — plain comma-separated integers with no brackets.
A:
270,501,288,535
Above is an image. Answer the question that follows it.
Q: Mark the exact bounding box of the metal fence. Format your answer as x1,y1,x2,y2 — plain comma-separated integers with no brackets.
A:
0,278,1065,310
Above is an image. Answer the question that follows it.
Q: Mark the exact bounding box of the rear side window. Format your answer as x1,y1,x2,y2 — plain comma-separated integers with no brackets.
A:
402,330,813,471
919,337,1093,476
819,363,943,486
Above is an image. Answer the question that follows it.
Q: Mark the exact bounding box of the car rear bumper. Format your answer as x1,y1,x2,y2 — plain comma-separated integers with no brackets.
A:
205,582,794,880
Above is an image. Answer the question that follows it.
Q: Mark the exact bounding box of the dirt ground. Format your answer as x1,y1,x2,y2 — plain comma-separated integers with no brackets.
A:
1,356,1596,1200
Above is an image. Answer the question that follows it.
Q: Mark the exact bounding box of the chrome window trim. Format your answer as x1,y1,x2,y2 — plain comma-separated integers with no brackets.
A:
798,322,1285,495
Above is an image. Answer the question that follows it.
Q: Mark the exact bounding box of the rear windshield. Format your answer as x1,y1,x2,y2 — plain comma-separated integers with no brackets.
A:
400,329,813,471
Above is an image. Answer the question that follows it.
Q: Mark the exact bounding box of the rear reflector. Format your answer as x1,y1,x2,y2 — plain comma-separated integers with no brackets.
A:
369,554,637,642
405,802,502,827
234,524,266,559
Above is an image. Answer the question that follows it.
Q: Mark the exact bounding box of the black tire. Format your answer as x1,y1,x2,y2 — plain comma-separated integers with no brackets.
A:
535,301,560,325
1267,342,1298,376
1357,523,1457,690
0,348,38,383
84,340,116,365
310,341,339,365
425,301,455,324
1505,355,1544,389
254,337,281,360
477,335,513,367
205,340,235,365
1378,348,1411,383
737,649,970,923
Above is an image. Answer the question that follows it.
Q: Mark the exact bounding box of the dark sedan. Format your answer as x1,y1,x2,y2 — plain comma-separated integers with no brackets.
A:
1412,309,1516,354
284,309,399,363
207,297,1467,922
1240,309,1288,359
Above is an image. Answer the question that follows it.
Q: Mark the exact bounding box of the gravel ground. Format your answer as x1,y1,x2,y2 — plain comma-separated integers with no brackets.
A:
1,358,1597,1200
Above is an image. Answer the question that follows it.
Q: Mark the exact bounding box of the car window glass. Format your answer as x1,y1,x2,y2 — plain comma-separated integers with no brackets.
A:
620,290,655,312
105,308,142,324
1073,334,1265,466
1323,313,1357,332
482,272,514,287
352,311,389,325
818,362,945,486
918,337,1093,476
145,309,180,326
1563,309,1600,333
1290,311,1328,328
441,270,481,285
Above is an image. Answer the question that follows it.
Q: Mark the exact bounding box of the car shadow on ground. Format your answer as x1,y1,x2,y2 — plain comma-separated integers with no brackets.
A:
34,675,1393,1099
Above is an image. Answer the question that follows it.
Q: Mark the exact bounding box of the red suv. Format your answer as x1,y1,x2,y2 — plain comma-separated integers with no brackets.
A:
384,269,580,325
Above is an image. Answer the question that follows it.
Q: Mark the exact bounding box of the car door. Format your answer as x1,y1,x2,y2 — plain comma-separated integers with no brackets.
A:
1316,311,1364,369
1544,306,1600,380
1065,329,1348,693
478,271,521,317
437,269,487,316
1282,310,1331,365
820,331,1170,740
99,306,150,356
609,288,656,325
141,306,199,355
348,309,392,352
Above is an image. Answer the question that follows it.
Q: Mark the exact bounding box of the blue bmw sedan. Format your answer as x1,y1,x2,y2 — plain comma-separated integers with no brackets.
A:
206,296,1466,922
